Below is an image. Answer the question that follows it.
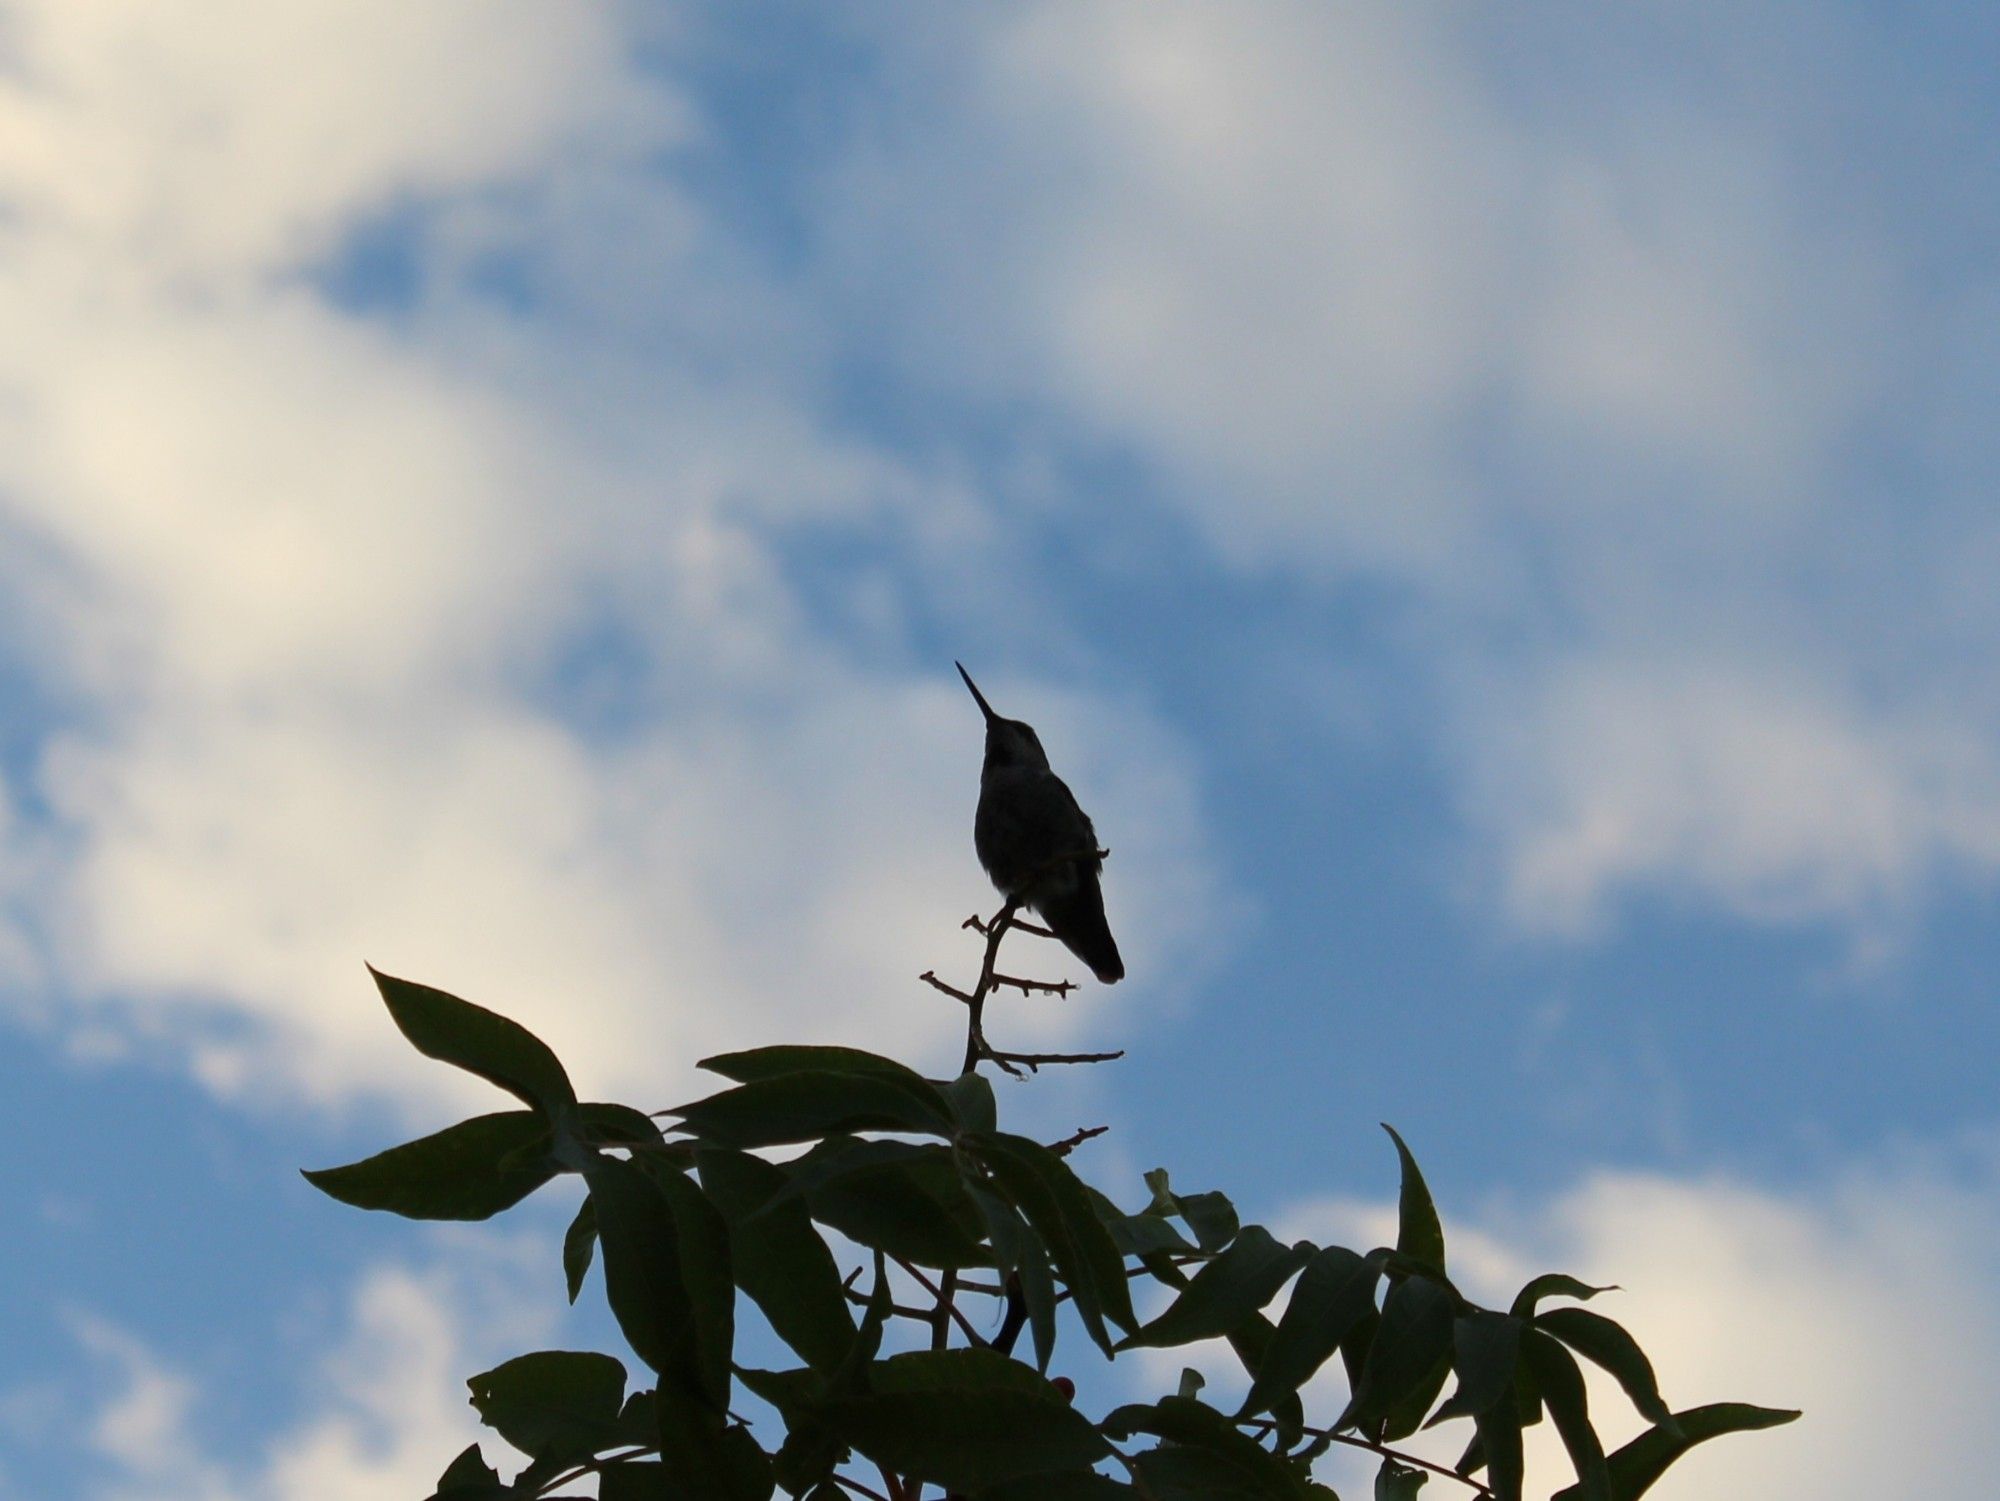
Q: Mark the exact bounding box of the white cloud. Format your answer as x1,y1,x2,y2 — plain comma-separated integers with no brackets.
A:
73,1242,550,1501
815,1,1998,938
0,2,1225,1115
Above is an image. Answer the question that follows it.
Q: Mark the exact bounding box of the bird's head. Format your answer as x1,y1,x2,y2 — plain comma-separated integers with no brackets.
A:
957,662,1050,772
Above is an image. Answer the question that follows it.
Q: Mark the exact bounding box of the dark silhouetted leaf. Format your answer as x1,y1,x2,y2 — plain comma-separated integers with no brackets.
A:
1428,1311,1524,1427
698,1045,934,1086
671,1070,955,1147
1537,1306,1676,1431
1243,1245,1380,1416
792,1138,990,1269
1123,1226,1312,1351
304,1111,554,1220
467,1350,625,1463
1105,1397,1309,1498
584,1158,692,1384
942,1070,998,1134
697,1146,854,1372
1509,1274,1615,1319
976,1474,1132,1499
563,1196,597,1304
1472,1386,1524,1501
1525,1329,1609,1501
1549,1403,1800,1501
1345,1275,1454,1432
824,1350,1109,1493
430,1442,505,1499
1376,1456,1428,1501
642,1160,734,1410
968,1182,1057,1370
1382,1125,1444,1274
370,968,575,1116
1145,1168,1239,1252
974,1131,1137,1352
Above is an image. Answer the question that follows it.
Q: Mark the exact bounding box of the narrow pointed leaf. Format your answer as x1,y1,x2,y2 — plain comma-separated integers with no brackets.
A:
1509,1274,1615,1319
697,1045,934,1086
1472,1388,1524,1501
1346,1275,1454,1431
563,1196,597,1304
303,1111,554,1220
642,1161,735,1410
969,1182,1058,1370
1242,1244,1380,1416
1122,1225,1311,1350
1537,1306,1676,1430
1381,1125,1444,1274
973,1131,1137,1350
1104,1397,1310,1498
1524,1329,1609,1501
583,1158,694,1385
671,1070,955,1147
1428,1311,1524,1426
370,968,575,1115
696,1145,854,1372
1549,1403,1800,1501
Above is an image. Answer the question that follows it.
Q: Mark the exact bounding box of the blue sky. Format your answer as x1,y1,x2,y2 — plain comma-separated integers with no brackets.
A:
0,3,1996,1497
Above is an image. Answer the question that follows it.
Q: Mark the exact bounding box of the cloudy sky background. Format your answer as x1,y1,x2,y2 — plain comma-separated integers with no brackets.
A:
0,3,1994,1496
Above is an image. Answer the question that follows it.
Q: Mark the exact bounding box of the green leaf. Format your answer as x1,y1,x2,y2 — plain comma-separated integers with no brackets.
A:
1145,1169,1239,1252
791,1138,991,1269
303,1111,554,1220
597,1461,672,1500
466,1350,626,1463
1509,1273,1615,1319
697,1045,932,1085
1537,1306,1676,1431
1524,1329,1609,1501
974,1131,1137,1353
1123,1225,1313,1351
1375,1457,1428,1501
641,1160,735,1410
670,1070,955,1147
1427,1311,1524,1427
1344,1275,1454,1432
579,1101,666,1146
1105,1397,1309,1498
654,1385,776,1501
1092,1197,1197,1259
823,1351,1110,1493
1549,1403,1800,1501
976,1475,1132,1499
563,1196,597,1304
1129,1445,1296,1500
583,1158,695,1386
369,968,575,1116
430,1442,505,1499
968,1182,1058,1371
696,1146,855,1372
1381,1125,1444,1274
1242,1245,1380,1416
942,1070,998,1134
1472,1387,1524,1501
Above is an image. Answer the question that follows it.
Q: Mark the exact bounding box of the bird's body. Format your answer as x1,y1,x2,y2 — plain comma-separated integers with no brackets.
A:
958,663,1124,984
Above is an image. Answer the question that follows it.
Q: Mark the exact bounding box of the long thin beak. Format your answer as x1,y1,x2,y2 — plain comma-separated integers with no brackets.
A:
955,661,998,723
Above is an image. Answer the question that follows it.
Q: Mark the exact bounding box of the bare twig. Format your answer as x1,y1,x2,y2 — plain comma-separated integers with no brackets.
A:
1047,1124,1110,1156
990,972,1078,997
983,1047,1125,1073
964,911,1056,939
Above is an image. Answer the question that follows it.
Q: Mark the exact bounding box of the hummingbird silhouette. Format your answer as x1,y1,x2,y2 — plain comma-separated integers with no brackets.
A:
957,663,1124,984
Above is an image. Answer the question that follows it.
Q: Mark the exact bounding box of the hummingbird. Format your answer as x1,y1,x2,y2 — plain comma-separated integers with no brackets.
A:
957,662,1124,984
